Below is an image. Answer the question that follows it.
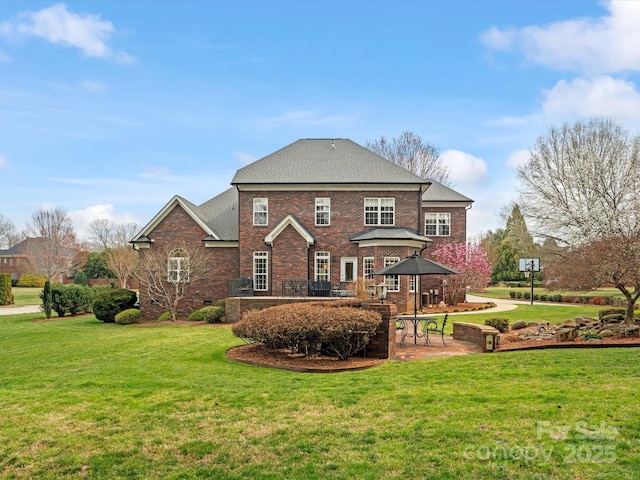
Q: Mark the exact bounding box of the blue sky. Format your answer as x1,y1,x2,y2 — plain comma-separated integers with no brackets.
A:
2,0,639,242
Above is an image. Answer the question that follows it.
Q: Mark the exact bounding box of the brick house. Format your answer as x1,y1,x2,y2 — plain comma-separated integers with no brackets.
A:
132,139,472,320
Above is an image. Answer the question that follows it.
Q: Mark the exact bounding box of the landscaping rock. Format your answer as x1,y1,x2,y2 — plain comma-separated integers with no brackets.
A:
556,327,578,342
599,329,615,338
619,325,640,338
511,320,528,330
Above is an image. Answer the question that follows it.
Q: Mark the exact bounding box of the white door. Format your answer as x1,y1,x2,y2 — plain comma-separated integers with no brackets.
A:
340,257,358,283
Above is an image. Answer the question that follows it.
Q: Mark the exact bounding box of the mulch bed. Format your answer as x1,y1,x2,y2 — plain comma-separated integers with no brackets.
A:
226,343,385,373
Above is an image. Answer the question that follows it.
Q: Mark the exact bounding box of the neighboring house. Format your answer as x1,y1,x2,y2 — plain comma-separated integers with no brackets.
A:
0,237,83,284
0,238,33,281
132,138,473,319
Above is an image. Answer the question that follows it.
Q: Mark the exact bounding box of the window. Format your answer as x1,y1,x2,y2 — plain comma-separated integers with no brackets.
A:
168,248,189,283
425,213,451,236
384,257,400,292
315,198,330,226
365,198,395,225
409,276,416,293
315,252,330,282
253,251,268,291
253,198,268,225
363,257,375,279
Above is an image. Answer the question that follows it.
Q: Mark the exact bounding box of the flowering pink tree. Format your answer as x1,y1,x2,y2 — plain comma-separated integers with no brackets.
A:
430,242,492,305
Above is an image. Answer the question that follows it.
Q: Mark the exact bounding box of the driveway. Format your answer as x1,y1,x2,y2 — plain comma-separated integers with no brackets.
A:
0,305,41,315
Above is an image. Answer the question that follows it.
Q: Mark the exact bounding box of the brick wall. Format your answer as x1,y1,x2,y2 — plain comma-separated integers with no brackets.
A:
138,205,239,320
238,189,423,292
365,302,397,359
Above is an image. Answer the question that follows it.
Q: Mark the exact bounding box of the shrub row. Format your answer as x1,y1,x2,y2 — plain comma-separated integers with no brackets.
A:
187,305,224,323
39,284,95,317
232,302,381,360
17,273,46,288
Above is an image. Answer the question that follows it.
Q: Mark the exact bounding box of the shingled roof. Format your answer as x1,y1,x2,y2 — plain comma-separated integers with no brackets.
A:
422,179,473,203
232,138,429,186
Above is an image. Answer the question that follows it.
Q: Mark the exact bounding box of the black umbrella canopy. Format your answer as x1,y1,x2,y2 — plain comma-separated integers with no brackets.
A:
372,253,459,276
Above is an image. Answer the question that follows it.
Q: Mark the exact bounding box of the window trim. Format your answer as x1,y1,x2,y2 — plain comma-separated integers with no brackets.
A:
167,248,189,283
363,257,375,279
315,197,331,226
364,197,395,226
425,212,451,236
314,251,330,282
383,256,400,292
253,251,268,291
253,198,268,226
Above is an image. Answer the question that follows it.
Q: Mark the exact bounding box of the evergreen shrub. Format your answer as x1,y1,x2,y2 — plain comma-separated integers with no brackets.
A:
0,274,12,305
115,308,141,325
17,274,46,288
93,288,137,323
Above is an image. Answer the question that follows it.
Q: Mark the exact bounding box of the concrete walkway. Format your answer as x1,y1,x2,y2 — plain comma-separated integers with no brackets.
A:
0,305,41,315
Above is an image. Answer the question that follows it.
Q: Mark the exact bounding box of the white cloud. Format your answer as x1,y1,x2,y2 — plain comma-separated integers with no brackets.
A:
69,204,138,241
0,3,131,61
440,149,488,186
542,75,640,118
480,0,640,75
505,149,530,169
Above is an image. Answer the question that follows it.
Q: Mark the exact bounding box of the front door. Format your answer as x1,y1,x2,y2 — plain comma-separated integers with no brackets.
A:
340,257,358,283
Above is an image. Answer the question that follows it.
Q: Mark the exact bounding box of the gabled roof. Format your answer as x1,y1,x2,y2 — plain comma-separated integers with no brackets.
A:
422,179,473,203
132,189,239,243
232,138,429,186
0,237,46,256
264,215,315,247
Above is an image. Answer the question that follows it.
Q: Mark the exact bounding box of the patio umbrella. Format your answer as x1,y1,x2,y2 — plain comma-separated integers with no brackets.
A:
373,252,459,318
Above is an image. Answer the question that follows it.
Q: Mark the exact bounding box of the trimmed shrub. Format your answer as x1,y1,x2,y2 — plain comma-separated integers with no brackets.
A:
485,318,510,333
0,273,13,305
516,292,523,299
73,271,88,286
17,273,46,288
232,303,382,360
540,294,548,301
41,279,52,318
48,284,95,317
0,273,12,306
523,292,531,300
115,308,141,325
598,308,626,320
93,288,137,323
157,312,172,322
508,291,516,299
188,306,224,323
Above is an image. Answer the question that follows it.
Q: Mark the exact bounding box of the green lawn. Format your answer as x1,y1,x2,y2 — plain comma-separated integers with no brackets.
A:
1,310,638,479
10,287,43,306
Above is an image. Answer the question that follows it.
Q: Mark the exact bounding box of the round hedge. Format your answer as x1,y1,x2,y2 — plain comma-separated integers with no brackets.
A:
115,308,141,325
232,302,381,360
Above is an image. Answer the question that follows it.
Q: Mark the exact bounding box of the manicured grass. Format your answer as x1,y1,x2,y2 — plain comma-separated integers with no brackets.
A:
10,287,42,306
1,311,638,479
478,287,625,300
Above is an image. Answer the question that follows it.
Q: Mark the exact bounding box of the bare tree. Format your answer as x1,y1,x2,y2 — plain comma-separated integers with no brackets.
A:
366,130,451,185
88,219,138,250
545,234,640,324
104,246,138,288
134,243,209,321
517,118,640,246
23,207,80,281
0,214,16,249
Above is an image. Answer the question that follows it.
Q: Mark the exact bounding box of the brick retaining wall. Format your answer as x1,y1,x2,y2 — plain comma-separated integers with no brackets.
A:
453,322,499,353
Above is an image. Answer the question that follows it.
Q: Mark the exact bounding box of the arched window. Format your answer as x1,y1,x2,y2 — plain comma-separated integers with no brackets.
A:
168,248,189,282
